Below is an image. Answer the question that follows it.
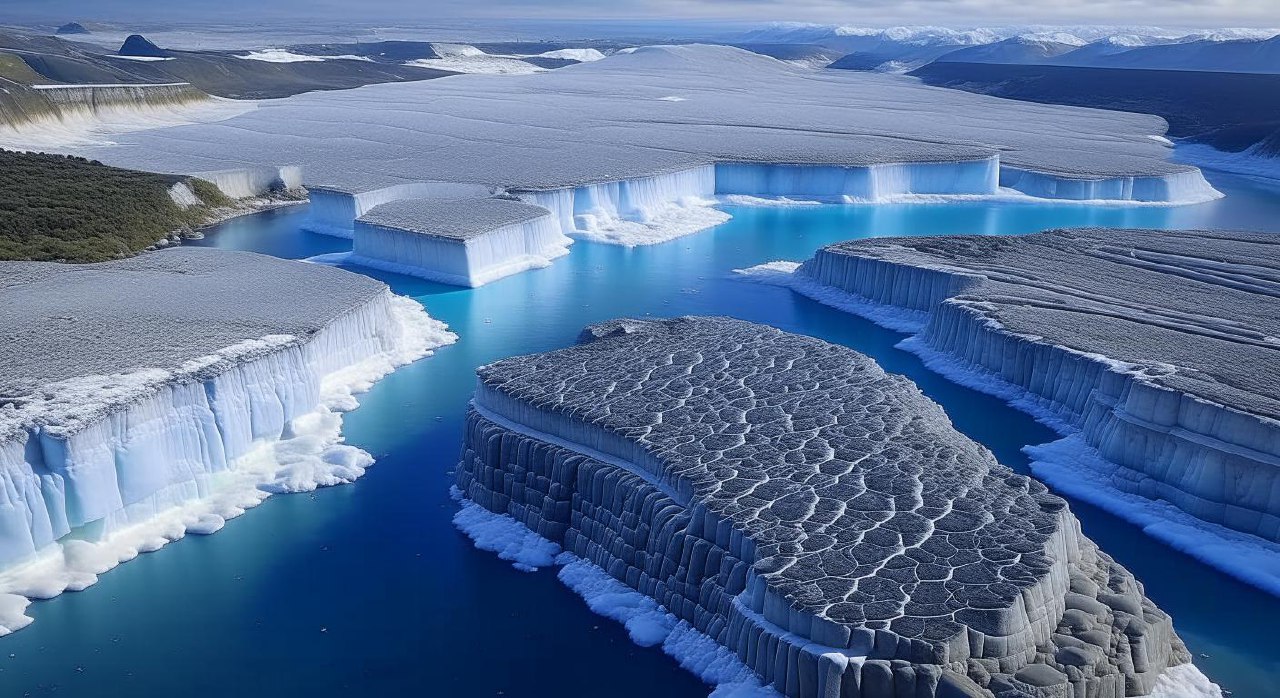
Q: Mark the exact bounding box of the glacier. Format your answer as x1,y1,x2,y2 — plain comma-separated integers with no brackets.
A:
455,316,1218,698
737,228,1280,596
0,83,254,151
0,249,455,635
19,45,1219,286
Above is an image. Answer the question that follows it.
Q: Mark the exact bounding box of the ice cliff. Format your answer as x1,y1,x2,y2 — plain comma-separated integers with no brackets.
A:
742,229,1280,596
0,248,455,635
0,83,253,151
455,316,1216,698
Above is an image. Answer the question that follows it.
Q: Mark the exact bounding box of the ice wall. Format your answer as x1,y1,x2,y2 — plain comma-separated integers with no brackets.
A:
1000,166,1221,203
351,213,570,287
516,165,718,236
715,158,1000,200
794,243,1280,546
194,166,303,199
0,289,453,633
305,182,498,238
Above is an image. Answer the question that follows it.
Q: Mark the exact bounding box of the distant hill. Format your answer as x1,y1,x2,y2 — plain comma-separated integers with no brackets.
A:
1049,35,1280,74
934,35,1086,65
55,23,89,36
118,34,170,58
910,61,1280,153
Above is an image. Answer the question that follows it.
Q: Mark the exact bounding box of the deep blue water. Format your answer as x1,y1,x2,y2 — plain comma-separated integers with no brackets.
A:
4,170,1279,697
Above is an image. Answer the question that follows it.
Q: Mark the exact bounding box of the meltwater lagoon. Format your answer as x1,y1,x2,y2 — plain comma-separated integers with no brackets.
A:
1,168,1278,696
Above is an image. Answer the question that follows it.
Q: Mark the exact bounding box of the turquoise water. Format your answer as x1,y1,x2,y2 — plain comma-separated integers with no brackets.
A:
3,170,1279,696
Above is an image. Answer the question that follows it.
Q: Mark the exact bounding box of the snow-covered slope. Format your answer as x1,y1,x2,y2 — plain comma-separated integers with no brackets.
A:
0,249,455,635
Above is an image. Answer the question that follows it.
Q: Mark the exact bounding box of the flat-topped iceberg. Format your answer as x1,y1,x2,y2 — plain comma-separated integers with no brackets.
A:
455,316,1216,698
739,228,1280,596
346,197,569,287
0,248,455,635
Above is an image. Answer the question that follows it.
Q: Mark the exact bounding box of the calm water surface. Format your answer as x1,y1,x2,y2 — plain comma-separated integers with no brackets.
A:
4,170,1278,697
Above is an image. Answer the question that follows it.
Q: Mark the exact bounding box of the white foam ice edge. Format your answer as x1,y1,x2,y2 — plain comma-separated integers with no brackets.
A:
449,486,778,697
731,261,1280,602
1028,436,1280,598
0,294,456,636
572,197,731,247
731,261,928,335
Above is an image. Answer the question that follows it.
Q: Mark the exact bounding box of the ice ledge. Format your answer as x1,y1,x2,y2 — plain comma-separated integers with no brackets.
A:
736,228,1280,595
0,257,456,636
313,156,1216,288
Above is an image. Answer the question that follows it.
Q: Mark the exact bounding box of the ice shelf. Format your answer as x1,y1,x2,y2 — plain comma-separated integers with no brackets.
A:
758,228,1280,595
455,316,1216,698
25,46,1221,283
0,248,455,635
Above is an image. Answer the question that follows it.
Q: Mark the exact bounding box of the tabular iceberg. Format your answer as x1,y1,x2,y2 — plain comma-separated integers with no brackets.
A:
0,248,455,635
347,197,569,287
741,229,1280,596
455,316,1216,698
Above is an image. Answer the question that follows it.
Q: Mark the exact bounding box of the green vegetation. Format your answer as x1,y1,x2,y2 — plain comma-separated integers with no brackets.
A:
0,52,46,85
0,150,229,262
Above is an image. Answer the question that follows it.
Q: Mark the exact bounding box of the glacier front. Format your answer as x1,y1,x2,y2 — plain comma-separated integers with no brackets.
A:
455,316,1217,698
742,228,1280,596
28,45,1221,285
0,248,455,635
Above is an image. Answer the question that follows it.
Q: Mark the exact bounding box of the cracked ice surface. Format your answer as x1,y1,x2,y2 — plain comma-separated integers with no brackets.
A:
458,316,1212,697
774,228,1280,593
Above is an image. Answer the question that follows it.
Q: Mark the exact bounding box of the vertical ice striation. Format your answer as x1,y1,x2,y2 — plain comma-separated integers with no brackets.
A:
455,317,1214,698
193,166,303,199
348,198,570,287
714,158,1000,200
999,167,1220,203
0,249,456,634
753,230,1280,595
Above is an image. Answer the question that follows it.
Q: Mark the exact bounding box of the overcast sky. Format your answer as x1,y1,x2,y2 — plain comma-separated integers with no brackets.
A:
5,0,1277,29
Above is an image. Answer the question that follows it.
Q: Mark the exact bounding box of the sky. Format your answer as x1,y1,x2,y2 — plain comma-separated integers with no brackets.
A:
3,0,1277,29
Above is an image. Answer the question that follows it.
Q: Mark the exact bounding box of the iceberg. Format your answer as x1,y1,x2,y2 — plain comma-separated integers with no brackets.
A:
455,316,1217,698
348,197,570,287
746,228,1280,595
0,248,455,635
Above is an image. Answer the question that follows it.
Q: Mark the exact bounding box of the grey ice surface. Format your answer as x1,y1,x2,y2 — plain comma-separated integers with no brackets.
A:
484,317,1079,630
0,247,383,398
464,316,1191,696
822,228,1280,421
52,45,1194,194
357,197,550,241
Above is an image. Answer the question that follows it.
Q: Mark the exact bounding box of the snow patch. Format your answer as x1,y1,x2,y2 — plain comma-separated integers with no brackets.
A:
406,56,544,75
109,55,176,62
237,49,371,63
1146,662,1224,698
537,48,606,62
